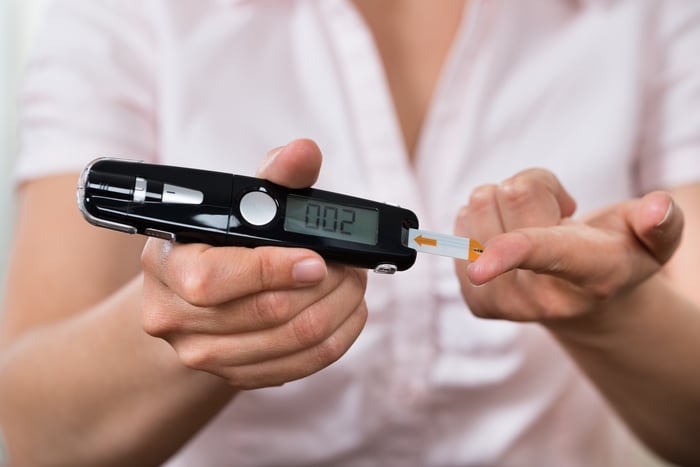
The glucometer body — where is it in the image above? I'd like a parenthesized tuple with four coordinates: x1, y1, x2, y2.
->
(78, 158, 419, 273)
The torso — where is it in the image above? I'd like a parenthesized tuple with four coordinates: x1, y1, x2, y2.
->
(351, 0, 468, 161)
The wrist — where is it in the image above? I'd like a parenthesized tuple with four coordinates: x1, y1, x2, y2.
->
(542, 275, 664, 348)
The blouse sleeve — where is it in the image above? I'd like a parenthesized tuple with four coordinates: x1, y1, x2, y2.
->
(636, 2, 700, 193)
(13, 0, 158, 184)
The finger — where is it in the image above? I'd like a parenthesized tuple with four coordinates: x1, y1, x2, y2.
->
(217, 300, 368, 389)
(217, 266, 368, 335)
(256, 139, 323, 188)
(630, 191, 684, 265)
(465, 225, 626, 290)
(496, 168, 577, 231)
(143, 263, 364, 337)
(173, 267, 367, 367)
(142, 240, 327, 307)
(455, 184, 505, 241)
(171, 299, 368, 389)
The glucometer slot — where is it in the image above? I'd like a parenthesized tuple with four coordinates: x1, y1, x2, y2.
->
(401, 218, 415, 247)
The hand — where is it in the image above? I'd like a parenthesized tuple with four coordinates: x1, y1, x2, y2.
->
(140, 140, 368, 389)
(454, 169, 684, 322)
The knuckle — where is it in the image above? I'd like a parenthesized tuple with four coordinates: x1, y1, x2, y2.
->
(292, 309, 330, 347)
(529, 168, 559, 189)
(469, 184, 497, 209)
(350, 268, 369, 292)
(140, 239, 159, 272)
(498, 175, 537, 206)
(253, 290, 292, 327)
(177, 342, 214, 371)
(140, 249, 152, 271)
(141, 304, 176, 338)
(254, 249, 280, 291)
(338, 267, 368, 300)
(313, 335, 346, 368)
(178, 263, 214, 306)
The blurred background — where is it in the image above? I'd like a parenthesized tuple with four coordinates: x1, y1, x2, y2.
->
(0, 0, 48, 294)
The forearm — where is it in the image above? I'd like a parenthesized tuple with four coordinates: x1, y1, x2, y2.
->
(0, 278, 236, 466)
(547, 275, 700, 465)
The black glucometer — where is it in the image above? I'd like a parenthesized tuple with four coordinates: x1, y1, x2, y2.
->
(77, 158, 419, 273)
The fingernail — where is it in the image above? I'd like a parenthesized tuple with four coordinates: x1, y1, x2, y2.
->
(655, 200, 674, 228)
(293, 258, 327, 283)
(257, 146, 284, 178)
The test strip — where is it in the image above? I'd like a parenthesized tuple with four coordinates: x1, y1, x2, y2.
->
(407, 228, 484, 261)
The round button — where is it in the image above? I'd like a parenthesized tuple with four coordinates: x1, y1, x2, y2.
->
(239, 190, 278, 226)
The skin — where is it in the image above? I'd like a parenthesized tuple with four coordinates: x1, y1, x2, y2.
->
(1, 1, 699, 465)
(0, 140, 368, 466)
(352, 0, 467, 157)
(140, 141, 368, 390)
(455, 172, 700, 464)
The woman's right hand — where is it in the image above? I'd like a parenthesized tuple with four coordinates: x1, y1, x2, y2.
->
(140, 140, 369, 389)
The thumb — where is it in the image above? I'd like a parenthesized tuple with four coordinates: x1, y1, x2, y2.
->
(631, 191, 684, 265)
(256, 139, 323, 189)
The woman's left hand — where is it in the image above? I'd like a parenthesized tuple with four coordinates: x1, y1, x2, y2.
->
(455, 168, 684, 322)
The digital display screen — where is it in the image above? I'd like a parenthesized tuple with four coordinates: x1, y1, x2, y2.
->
(284, 195, 379, 246)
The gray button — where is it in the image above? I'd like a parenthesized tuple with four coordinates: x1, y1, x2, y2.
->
(240, 190, 277, 226)
(145, 228, 175, 241)
(134, 177, 147, 203)
(162, 183, 204, 205)
(373, 264, 397, 274)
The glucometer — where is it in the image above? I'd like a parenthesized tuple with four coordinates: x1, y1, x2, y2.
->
(77, 158, 483, 273)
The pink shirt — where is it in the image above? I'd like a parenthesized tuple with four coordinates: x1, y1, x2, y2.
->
(16, 0, 700, 465)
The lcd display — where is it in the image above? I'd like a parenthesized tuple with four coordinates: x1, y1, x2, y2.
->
(284, 195, 379, 246)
